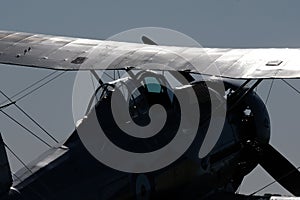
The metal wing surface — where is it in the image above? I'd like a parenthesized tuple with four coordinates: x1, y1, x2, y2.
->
(1, 31, 300, 79)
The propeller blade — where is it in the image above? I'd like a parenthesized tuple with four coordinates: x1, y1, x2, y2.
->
(141, 36, 158, 45)
(259, 143, 300, 196)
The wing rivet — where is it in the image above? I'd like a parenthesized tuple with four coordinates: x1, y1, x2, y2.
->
(16, 54, 21, 58)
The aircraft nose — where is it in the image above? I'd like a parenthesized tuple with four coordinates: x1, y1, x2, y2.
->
(242, 92, 271, 144)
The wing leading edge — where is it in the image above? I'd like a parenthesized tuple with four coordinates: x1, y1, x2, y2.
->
(1, 30, 300, 79)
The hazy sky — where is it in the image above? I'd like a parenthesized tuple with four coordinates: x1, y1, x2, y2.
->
(1, 0, 300, 196)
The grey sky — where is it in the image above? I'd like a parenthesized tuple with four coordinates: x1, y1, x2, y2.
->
(1, 0, 300, 196)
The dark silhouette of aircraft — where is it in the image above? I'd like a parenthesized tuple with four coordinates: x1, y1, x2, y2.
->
(0, 31, 300, 200)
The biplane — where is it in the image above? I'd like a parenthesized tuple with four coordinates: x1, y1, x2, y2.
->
(0, 30, 300, 200)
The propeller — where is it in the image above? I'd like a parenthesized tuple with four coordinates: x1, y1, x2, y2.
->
(141, 34, 300, 195)
(246, 140, 300, 196)
(260, 144, 300, 196)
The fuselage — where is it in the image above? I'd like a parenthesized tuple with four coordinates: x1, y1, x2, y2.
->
(9, 73, 271, 200)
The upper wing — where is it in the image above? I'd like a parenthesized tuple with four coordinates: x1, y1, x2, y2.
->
(1, 30, 300, 79)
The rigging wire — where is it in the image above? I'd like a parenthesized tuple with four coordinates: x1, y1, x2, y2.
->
(0, 70, 66, 148)
(249, 79, 300, 195)
(0, 71, 58, 106)
(282, 79, 300, 95)
(14, 71, 66, 103)
(265, 79, 275, 105)
(0, 90, 59, 143)
(0, 110, 52, 148)
(3, 140, 32, 174)
(2, 137, 44, 196)
(251, 79, 300, 195)
(11, 170, 44, 198)
(0, 101, 16, 109)
(0, 71, 66, 147)
(0, 70, 68, 195)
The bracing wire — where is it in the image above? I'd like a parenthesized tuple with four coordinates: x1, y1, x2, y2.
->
(265, 79, 275, 105)
(0, 90, 59, 143)
(282, 79, 300, 95)
(0, 71, 58, 106)
(2, 139, 45, 195)
(250, 79, 300, 195)
(0, 101, 15, 109)
(14, 71, 66, 103)
(0, 70, 69, 195)
(0, 110, 52, 148)
(3, 140, 32, 174)
(0, 71, 66, 147)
